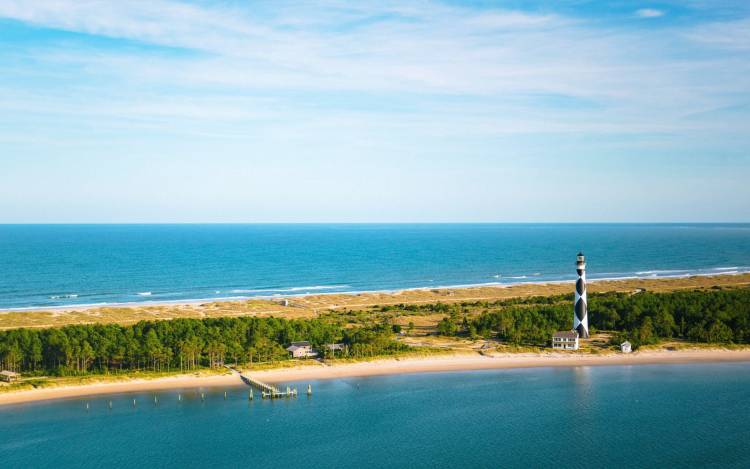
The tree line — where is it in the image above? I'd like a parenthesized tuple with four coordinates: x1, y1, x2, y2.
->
(0, 316, 409, 375)
(436, 287, 750, 348)
(3, 287, 748, 375)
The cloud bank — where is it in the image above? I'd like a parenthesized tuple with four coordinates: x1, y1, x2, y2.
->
(0, 0, 748, 222)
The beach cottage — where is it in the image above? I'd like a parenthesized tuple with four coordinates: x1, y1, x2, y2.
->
(552, 331, 579, 350)
(0, 370, 19, 382)
(620, 341, 632, 353)
(286, 341, 318, 358)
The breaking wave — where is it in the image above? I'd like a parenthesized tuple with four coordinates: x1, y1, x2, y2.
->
(229, 285, 350, 294)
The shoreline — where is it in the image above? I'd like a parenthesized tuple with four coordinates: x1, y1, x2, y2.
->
(255, 349, 750, 382)
(2, 270, 750, 315)
(0, 374, 241, 407)
(3, 349, 749, 407)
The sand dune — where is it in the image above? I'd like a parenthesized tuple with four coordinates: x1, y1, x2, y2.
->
(2, 273, 749, 330)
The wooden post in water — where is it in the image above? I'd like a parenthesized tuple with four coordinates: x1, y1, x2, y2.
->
(249, 389, 253, 400)
(178, 394, 182, 401)
(224, 391, 227, 400)
(307, 384, 312, 396)
(201, 392, 205, 402)
(154, 395, 158, 405)
(133, 399, 136, 408)
(86, 402, 90, 411)
(108, 400, 112, 410)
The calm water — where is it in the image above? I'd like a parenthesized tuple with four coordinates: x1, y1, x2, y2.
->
(1, 363, 749, 468)
(1, 223, 749, 309)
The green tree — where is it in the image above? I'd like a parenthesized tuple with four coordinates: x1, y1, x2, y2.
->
(706, 321, 733, 343)
(437, 317, 458, 336)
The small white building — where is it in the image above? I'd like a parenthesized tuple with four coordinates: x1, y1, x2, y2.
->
(620, 341, 632, 353)
(552, 330, 580, 350)
(286, 341, 318, 358)
(325, 343, 345, 352)
(0, 370, 19, 382)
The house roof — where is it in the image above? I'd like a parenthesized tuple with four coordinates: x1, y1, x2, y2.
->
(290, 341, 311, 347)
(1, 370, 19, 377)
(621, 341, 632, 347)
(553, 330, 579, 339)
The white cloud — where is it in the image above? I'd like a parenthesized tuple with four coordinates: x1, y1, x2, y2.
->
(635, 8, 665, 18)
(0, 0, 747, 140)
(0, 1, 749, 221)
(687, 18, 750, 50)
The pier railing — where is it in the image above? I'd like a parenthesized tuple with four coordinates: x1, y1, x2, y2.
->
(239, 372, 298, 399)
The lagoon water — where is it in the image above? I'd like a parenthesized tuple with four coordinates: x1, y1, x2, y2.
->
(1, 223, 750, 310)
(1, 363, 749, 468)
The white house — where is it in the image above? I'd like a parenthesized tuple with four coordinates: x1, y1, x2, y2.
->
(286, 341, 318, 358)
(620, 341, 632, 353)
(552, 330, 579, 350)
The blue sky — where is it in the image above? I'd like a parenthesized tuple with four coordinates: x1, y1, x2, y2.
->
(0, 0, 748, 222)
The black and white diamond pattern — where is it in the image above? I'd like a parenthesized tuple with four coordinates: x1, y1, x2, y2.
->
(574, 256, 589, 339)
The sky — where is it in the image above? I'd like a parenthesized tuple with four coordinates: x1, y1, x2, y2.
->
(0, 0, 748, 223)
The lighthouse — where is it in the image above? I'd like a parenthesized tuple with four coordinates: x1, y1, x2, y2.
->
(573, 252, 589, 339)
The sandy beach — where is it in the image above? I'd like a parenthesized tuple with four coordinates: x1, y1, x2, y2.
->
(254, 349, 750, 382)
(3, 349, 749, 406)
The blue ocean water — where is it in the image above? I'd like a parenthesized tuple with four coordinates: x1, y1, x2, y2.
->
(1, 363, 749, 468)
(1, 223, 749, 310)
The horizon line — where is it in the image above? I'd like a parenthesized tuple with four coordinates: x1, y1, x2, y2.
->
(1, 221, 749, 226)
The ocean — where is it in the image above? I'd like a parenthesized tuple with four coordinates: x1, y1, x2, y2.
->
(1, 363, 749, 468)
(1, 223, 749, 310)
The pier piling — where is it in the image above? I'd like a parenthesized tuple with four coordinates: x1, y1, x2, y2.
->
(240, 372, 297, 399)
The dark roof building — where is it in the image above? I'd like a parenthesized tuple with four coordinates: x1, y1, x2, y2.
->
(286, 341, 317, 358)
(552, 330, 580, 350)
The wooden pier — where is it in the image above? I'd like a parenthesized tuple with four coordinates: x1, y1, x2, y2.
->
(240, 372, 297, 399)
